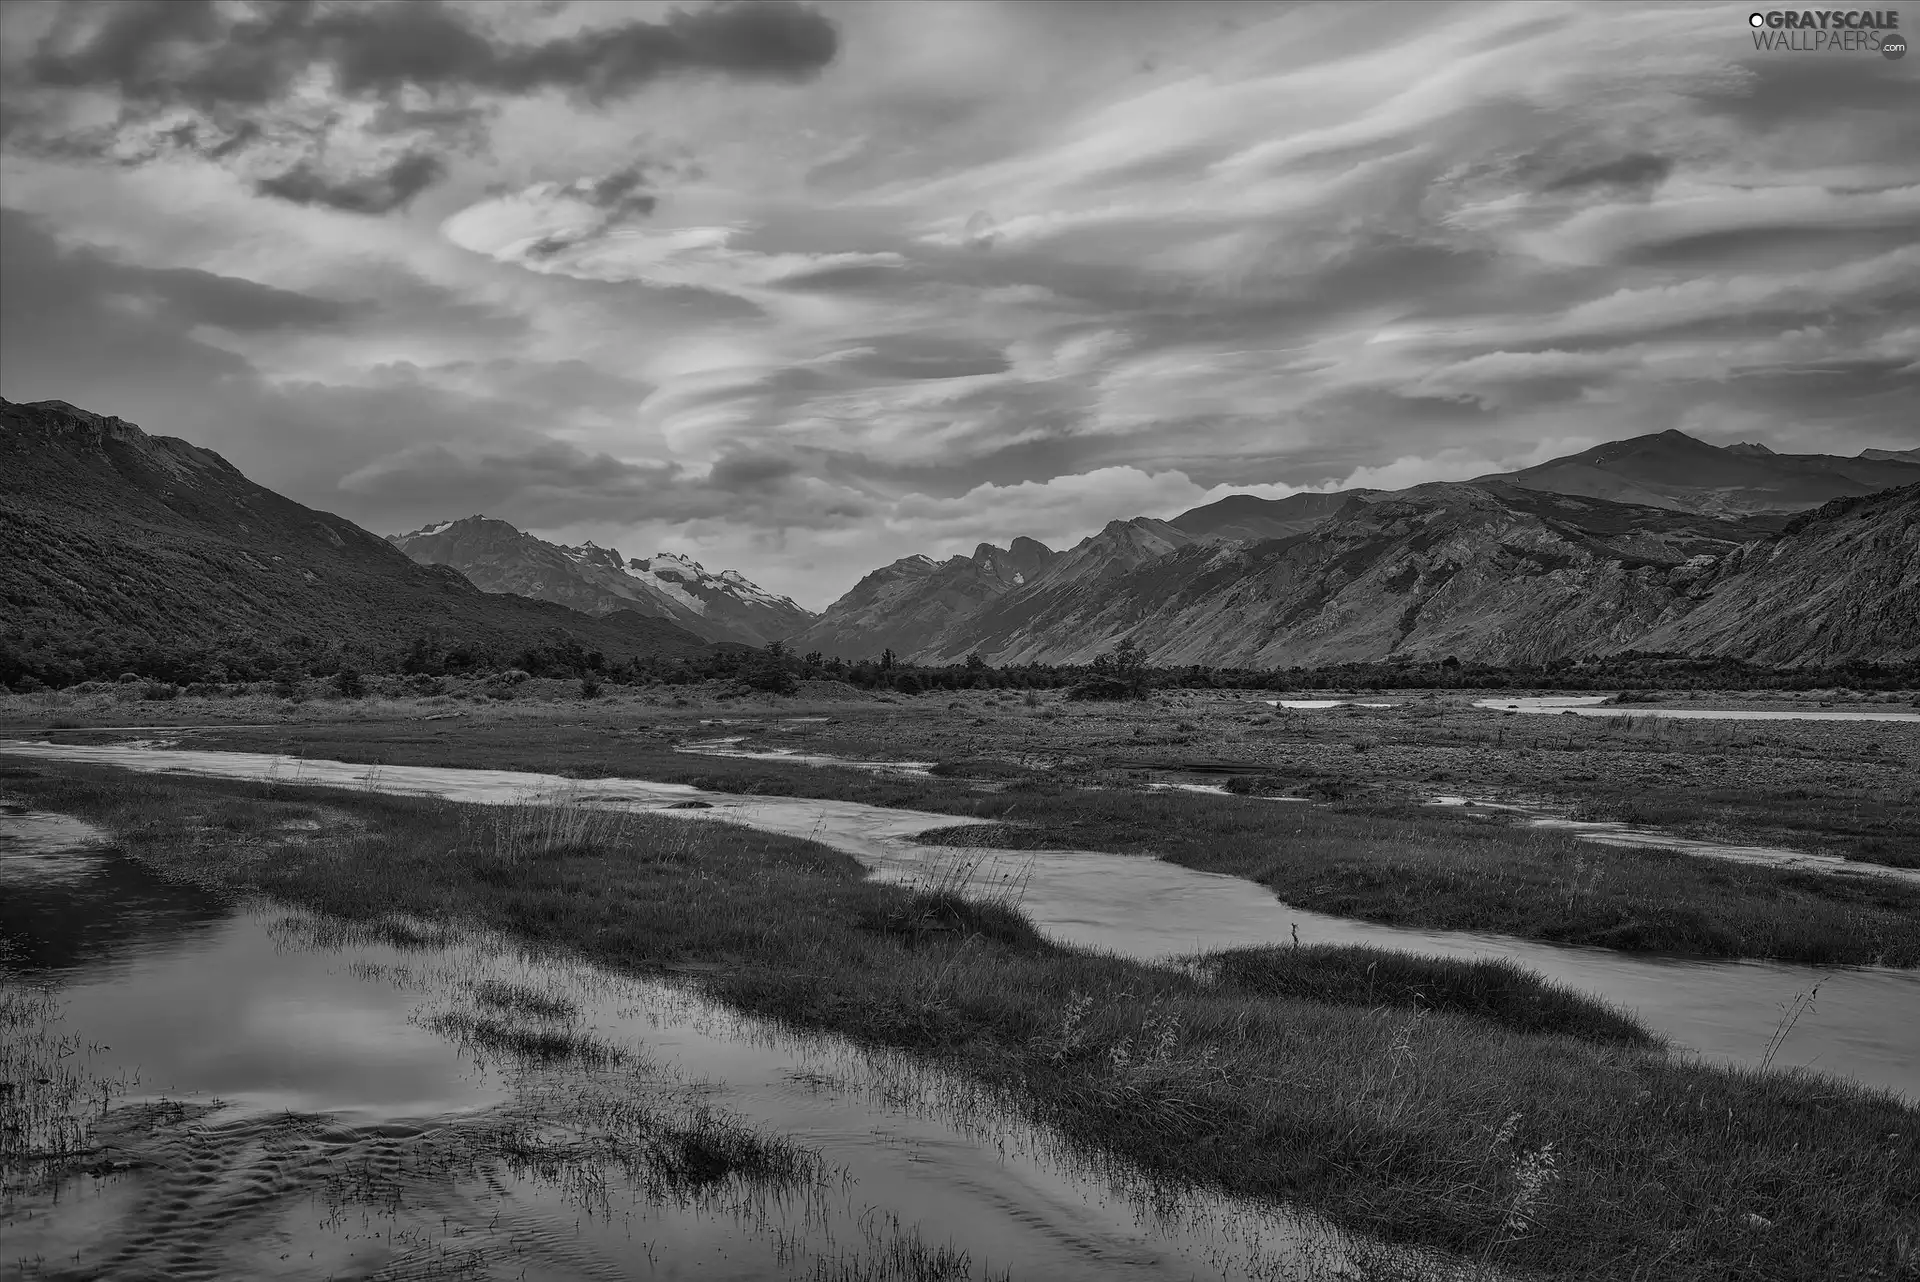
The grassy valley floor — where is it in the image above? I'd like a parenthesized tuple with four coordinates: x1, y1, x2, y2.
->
(6, 684, 1914, 967)
(2, 761, 1916, 1282)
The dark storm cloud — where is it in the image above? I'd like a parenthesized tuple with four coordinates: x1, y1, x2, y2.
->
(12, 0, 838, 210)
(581, 163, 659, 217)
(26, 0, 839, 108)
(707, 452, 801, 490)
(254, 151, 446, 214)
(1540, 153, 1672, 194)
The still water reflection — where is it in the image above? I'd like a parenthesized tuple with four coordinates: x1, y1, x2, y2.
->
(3, 809, 1386, 1282)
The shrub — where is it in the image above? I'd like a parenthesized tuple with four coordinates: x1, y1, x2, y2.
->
(140, 682, 179, 702)
(580, 675, 604, 699)
(1064, 677, 1134, 701)
(270, 665, 305, 700)
(11, 675, 46, 693)
(331, 666, 366, 699)
(740, 665, 798, 695)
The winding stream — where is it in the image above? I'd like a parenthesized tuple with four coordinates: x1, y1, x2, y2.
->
(3, 740, 1915, 1102)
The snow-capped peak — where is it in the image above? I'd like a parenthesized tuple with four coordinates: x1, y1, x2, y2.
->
(635, 550, 707, 574)
(611, 552, 800, 617)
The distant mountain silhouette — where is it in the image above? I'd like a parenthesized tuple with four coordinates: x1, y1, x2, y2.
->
(1170, 489, 1381, 542)
(1480, 429, 1920, 515)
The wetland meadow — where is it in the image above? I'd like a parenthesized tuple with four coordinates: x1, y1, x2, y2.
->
(3, 680, 1916, 1281)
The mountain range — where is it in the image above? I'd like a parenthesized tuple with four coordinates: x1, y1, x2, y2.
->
(794, 431, 1920, 666)
(0, 398, 714, 679)
(387, 516, 811, 647)
(5, 399, 1916, 679)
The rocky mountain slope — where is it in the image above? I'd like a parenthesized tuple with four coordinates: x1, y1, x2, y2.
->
(910, 484, 1798, 667)
(799, 429, 1917, 667)
(1482, 430, 1920, 516)
(785, 537, 1055, 661)
(0, 399, 712, 676)
(1632, 485, 1920, 663)
(388, 517, 810, 647)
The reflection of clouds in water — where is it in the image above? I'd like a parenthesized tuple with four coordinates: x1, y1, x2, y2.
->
(0, 812, 110, 887)
(12, 893, 1362, 1282)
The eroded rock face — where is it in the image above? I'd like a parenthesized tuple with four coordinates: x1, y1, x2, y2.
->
(1633, 486, 1920, 664)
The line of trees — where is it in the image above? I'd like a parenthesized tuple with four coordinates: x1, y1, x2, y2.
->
(739, 644, 1919, 697)
(5, 621, 1916, 696)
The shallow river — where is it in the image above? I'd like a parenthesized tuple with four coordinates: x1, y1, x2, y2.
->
(3, 810, 1384, 1281)
(1471, 695, 1920, 722)
(3, 740, 1915, 1104)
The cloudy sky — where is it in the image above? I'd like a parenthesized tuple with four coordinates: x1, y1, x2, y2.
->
(2, 1, 1915, 608)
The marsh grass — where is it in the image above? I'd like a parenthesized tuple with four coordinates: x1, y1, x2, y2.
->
(159, 717, 1920, 963)
(1201, 946, 1652, 1046)
(424, 1009, 626, 1068)
(11, 764, 1918, 1280)
(471, 977, 578, 1021)
(804, 1210, 1008, 1281)
(0, 982, 140, 1193)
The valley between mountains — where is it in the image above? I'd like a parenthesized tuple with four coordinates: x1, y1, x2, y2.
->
(8, 396, 1916, 677)
(383, 417, 1919, 670)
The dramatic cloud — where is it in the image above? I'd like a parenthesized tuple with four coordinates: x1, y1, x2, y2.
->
(3, 0, 1916, 609)
(254, 151, 447, 213)
(4, 0, 838, 210)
